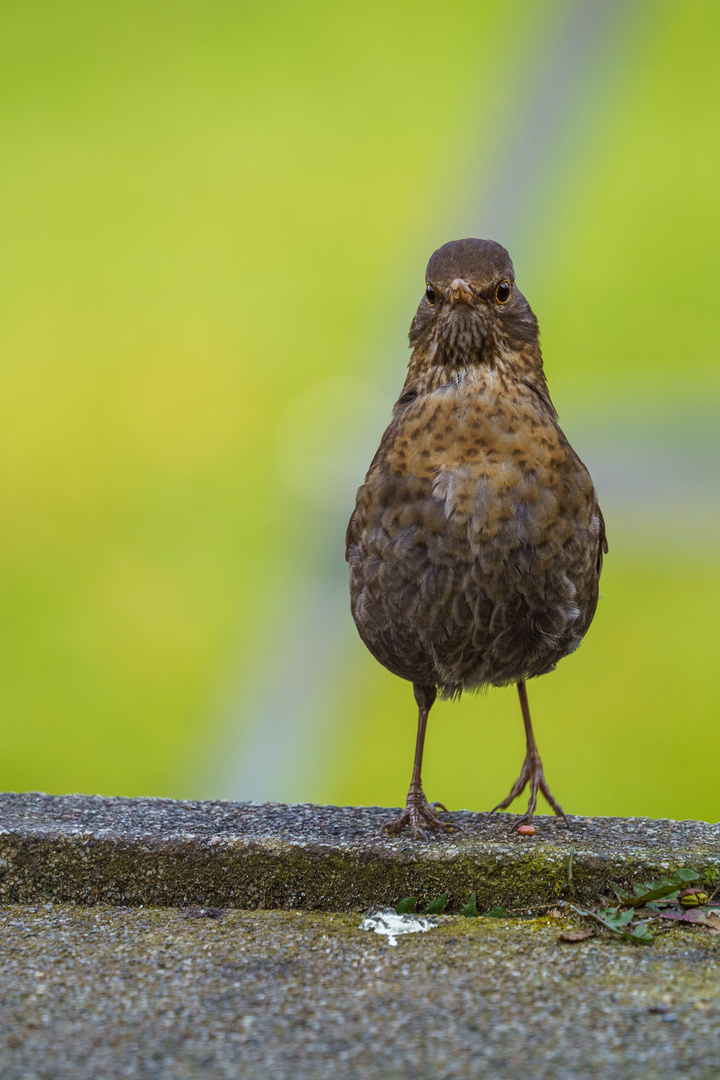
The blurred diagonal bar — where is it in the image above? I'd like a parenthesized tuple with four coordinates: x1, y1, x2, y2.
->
(213, 566, 354, 802)
(467, 0, 633, 255)
(216, 0, 637, 803)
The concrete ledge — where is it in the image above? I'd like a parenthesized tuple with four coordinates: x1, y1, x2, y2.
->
(2, 905, 719, 1080)
(1, 793, 717, 911)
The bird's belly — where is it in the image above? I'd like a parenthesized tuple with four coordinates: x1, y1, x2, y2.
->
(349, 459, 601, 693)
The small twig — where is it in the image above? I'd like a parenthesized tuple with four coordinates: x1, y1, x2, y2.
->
(507, 902, 565, 914)
(558, 901, 652, 943)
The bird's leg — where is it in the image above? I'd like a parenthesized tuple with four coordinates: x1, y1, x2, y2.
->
(383, 684, 459, 839)
(491, 680, 569, 830)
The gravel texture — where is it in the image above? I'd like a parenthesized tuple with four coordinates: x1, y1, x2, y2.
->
(1, 796, 719, 1078)
(0, 904, 718, 1080)
(0, 794, 718, 912)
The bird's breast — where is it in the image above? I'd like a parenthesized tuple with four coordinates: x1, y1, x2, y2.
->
(377, 379, 591, 548)
(347, 373, 604, 690)
(389, 379, 550, 470)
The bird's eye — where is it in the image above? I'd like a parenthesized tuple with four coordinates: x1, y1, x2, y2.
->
(495, 280, 511, 304)
(425, 283, 436, 306)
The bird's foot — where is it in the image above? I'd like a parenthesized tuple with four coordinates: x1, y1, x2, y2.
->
(490, 749, 569, 832)
(383, 790, 461, 840)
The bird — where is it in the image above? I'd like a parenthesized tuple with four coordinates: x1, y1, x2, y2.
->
(346, 238, 606, 837)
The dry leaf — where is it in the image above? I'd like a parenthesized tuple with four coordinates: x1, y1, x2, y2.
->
(702, 912, 720, 935)
(656, 907, 706, 924)
(558, 929, 595, 943)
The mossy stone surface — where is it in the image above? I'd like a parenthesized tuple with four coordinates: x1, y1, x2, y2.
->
(1, 903, 719, 1079)
(0, 793, 718, 912)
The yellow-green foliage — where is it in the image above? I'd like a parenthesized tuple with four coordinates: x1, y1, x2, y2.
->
(0, 1, 718, 820)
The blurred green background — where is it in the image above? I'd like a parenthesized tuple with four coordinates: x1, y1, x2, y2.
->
(0, 0, 718, 821)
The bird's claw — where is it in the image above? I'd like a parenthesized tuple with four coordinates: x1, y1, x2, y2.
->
(491, 751, 570, 832)
(383, 793, 462, 839)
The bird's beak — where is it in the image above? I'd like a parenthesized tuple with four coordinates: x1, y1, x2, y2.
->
(448, 278, 475, 306)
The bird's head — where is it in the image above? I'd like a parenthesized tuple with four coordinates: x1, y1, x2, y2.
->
(408, 239, 540, 372)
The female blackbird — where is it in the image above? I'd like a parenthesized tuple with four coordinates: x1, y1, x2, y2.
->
(346, 238, 606, 837)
